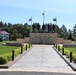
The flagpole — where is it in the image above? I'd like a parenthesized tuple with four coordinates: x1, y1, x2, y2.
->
(53, 16, 57, 33)
(31, 16, 32, 26)
(56, 16, 57, 33)
(43, 10, 45, 25)
(56, 17, 57, 25)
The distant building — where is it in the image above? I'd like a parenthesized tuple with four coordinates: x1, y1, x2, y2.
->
(0, 31, 9, 40)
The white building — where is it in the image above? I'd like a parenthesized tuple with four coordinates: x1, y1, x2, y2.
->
(0, 31, 9, 40)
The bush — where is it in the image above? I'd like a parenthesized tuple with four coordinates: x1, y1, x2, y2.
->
(73, 56, 76, 63)
(64, 49, 70, 58)
(0, 38, 3, 42)
(6, 54, 12, 61)
(0, 45, 28, 64)
(0, 56, 8, 64)
(14, 50, 20, 57)
(54, 44, 58, 49)
(23, 46, 26, 51)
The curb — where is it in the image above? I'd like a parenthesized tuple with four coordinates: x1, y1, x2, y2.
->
(0, 46, 33, 69)
(53, 46, 76, 71)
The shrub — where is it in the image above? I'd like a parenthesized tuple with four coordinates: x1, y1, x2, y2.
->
(23, 46, 26, 51)
(14, 48, 21, 57)
(0, 45, 28, 64)
(0, 48, 21, 64)
(54, 44, 58, 49)
(0, 56, 8, 64)
(64, 49, 70, 58)
(6, 54, 12, 61)
(0, 38, 3, 42)
(72, 53, 76, 63)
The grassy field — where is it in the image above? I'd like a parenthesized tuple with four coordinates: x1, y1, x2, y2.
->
(0, 41, 30, 64)
(65, 48, 76, 54)
(55, 44, 76, 63)
(0, 41, 20, 55)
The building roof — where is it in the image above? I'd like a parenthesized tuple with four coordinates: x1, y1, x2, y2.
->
(0, 31, 9, 34)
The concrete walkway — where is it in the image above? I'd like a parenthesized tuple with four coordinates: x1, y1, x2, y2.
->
(9, 45, 72, 71)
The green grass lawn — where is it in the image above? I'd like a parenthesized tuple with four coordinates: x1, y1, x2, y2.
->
(65, 48, 76, 54)
(55, 44, 76, 63)
(0, 41, 20, 55)
(0, 41, 29, 64)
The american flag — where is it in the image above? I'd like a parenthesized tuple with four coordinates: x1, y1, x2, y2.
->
(29, 18, 32, 21)
(53, 17, 57, 21)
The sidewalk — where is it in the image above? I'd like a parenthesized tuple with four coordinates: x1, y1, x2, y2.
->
(9, 45, 72, 71)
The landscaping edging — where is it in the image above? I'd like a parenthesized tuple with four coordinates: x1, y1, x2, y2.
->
(6, 42, 25, 46)
(0, 46, 33, 69)
(53, 46, 76, 71)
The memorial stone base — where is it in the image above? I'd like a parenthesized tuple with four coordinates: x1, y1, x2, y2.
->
(29, 33, 58, 44)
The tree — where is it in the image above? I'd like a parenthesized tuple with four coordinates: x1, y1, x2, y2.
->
(56, 25, 59, 33)
(52, 24, 55, 33)
(60, 25, 67, 39)
(42, 24, 46, 32)
(37, 23, 40, 32)
(8, 23, 12, 27)
(49, 23, 53, 33)
(47, 24, 51, 33)
(67, 29, 73, 40)
(32, 24, 36, 32)
(4, 23, 7, 27)
(73, 24, 76, 37)
(0, 21, 4, 27)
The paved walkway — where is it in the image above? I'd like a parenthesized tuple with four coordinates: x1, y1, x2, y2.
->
(9, 45, 72, 71)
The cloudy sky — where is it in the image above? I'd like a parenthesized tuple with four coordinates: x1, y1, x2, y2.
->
(0, 0, 76, 29)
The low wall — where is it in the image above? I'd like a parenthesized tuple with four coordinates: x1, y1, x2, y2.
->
(63, 40, 72, 44)
(16, 39, 24, 43)
(57, 38, 72, 44)
(63, 43, 76, 47)
(57, 38, 64, 44)
(6, 42, 23, 46)
(16, 38, 29, 43)
(29, 33, 58, 44)
(24, 37, 29, 43)
(16, 33, 72, 44)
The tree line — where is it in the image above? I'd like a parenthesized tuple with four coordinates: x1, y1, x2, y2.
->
(32, 23, 59, 33)
(0, 21, 76, 41)
(0, 21, 31, 40)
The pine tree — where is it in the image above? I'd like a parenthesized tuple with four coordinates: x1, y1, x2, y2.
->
(73, 24, 76, 37)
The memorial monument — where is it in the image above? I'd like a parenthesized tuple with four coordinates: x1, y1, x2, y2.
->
(29, 23, 59, 44)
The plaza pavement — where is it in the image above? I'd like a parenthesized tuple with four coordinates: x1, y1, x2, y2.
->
(0, 45, 76, 75)
(9, 45, 72, 71)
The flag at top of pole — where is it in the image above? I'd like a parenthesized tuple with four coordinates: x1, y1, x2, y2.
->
(29, 16, 32, 25)
(29, 17, 32, 21)
(53, 17, 57, 21)
(53, 17, 57, 25)
(42, 10, 45, 15)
